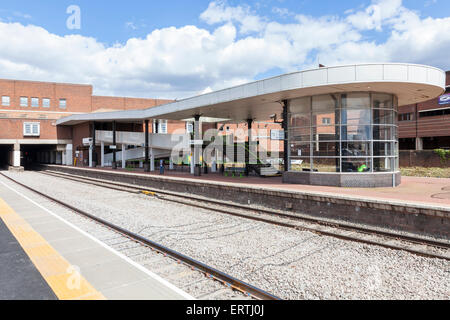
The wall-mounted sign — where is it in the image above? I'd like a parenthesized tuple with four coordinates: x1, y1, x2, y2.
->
(110, 145, 117, 150)
(270, 130, 285, 140)
(82, 137, 93, 146)
(190, 140, 204, 145)
(439, 94, 450, 105)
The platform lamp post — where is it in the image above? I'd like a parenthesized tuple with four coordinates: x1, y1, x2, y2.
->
(112, 120, 117, 169)
(144, 120, 150, 172)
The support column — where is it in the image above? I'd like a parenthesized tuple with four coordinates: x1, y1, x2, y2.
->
(150, 148, 155, 171)
(144, 120, 150, 172)
(246, 119, 253, 176)
(66, 144, 73, 166)
(112, 121, 117, 169)
(13, 143, 21, 167)
(415, 137, 423, 151)
(50, 151, 56, 164)
(101, 141, 105, 167)
(282, 100, 289, 172)
(89, 146, 93, 167)
(194, 115, 201, 176)
(169, 157, 174, 170)
(122, 144, 127, 169)
(91, 122, 97, 167)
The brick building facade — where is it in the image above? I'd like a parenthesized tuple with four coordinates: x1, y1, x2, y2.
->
(398, 71, 450, 150)
(0, 78, 283, 168)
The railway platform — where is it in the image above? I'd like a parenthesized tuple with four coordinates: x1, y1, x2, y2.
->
(42, 165, 450, 240)
(0, 177, 193, 300)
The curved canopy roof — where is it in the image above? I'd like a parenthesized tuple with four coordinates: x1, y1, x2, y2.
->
(57, 63, 446, 125)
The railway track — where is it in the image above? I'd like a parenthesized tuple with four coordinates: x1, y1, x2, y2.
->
(0, 171, 280, 300)
(34, 169, 450, 261)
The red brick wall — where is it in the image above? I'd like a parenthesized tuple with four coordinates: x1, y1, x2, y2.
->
(0, 119, 71, 140)
(92, 96, 173, 112)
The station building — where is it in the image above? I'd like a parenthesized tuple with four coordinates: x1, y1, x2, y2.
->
(1, 63, 446, 187)
(398, 71, 450, 150)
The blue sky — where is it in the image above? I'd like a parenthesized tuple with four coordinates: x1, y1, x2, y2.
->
(0, 0, 448, 98)
(3, 0, 447, 44)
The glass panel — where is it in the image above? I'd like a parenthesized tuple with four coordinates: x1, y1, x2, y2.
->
(289, 127, 310, 142)
(341, 109, 371, 125)
(373, 125, 394, 141)
(312, 141, 339, 157)
(373, 93, 393, 109)
(290, 113, 311, 127)
(342, 125, 371, 140)
(290, 158, 311, 172)
(312, 94, 339, 113)
(373, 142, 394, 156)
(312, 112, 338, 126)
(342, 158, 371, 173)
(373, 109, 393, 125)
(341, 142, 370, 157)
(312, 126, 339, 141)
(312, 158, 340, 172)
(289, 97, 310, 114)
(373, 157, 395, 172)
(290, 142, 311, 157)
(341, 93, 370, 109)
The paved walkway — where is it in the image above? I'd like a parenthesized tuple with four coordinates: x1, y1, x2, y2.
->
(0, 176, 193, 300)
(73, 166, 450, 208)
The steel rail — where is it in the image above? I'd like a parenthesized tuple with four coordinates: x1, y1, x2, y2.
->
(38, 169, 450, 257)
(0, 172, 281, 300)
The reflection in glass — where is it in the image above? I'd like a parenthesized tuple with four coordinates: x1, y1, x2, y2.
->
(290, 158, 311, 172)
(312, 126, 340, 141)
(374, 157, 395, 172)
(312, 94, 339, 112)
(288, 92, 398, 174)
(341, 93, 370, 109)
(289, 97, 310, 114)
(373, 125, 394, 141)
(373, 93, 393, 109)
(290, 113, 311, 127)
(342, 158, 371, 173)
(373, 109, 393, 125)
(312, 158, 340, 172)
(342, 125, 371, 141)
(312, 141, 339, 157)
(341, 109, 371, 126)
(373, 142, 394, 156)
(341, 142, 370, 157)
(290, 142, 311, 157)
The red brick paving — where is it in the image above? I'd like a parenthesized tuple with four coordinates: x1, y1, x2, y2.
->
(74, 166, 450, 208)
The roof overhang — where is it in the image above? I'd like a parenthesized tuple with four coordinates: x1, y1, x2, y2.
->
(57, 63, 446, 126)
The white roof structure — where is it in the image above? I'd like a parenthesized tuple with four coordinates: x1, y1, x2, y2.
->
(56, 63, 446, 126)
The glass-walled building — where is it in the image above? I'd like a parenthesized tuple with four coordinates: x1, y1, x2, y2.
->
(285, 92, 399, 187)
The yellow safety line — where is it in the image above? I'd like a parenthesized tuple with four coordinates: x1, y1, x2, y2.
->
(0, 198, 105, 300)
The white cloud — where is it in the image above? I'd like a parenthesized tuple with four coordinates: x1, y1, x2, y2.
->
(0, 0, 448, 100)
(200, 0, 266, 34)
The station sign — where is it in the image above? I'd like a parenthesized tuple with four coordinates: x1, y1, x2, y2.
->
(270, 130, 285, 140)
(438, 94, 450, 105)
(109, 145, 117, 150)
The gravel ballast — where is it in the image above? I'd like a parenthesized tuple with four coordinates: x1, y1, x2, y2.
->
(3, 171, 449, 300)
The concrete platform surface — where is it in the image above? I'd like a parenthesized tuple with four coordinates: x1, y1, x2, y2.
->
(0, 177, 193, 300)
(56, 165, 450, 209)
